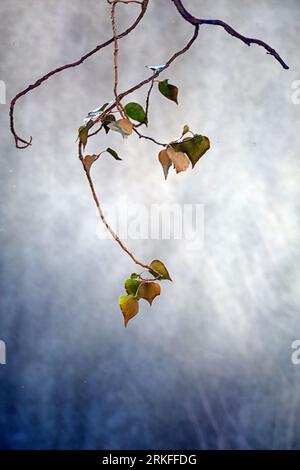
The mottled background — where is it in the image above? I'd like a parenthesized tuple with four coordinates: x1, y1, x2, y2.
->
(0, 0, 299, 450)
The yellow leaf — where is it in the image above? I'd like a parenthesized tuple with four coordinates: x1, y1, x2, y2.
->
(138, 282, 161, 305)
(158, 149, 172, 180)
(149, 260, 172, 281)
(166, 147, 190, 174)
(119, 294, 139, 327)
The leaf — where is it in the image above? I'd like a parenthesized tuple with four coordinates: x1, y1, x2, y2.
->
(108, 118, 133, 138)
(125, 102, 147, 124)
(149, 260, 172, 281)
(119, 294, 139, 327)
(83, 154, 98, 173)
(138, 282, 161, 305)
(158, 149, 172, 180)
(182, 124, 190, 136)
(158, 79, 178, 104)
(171, 134, 210, 168)
(103, 114, 116, 134)
(78, 126, 89, 149)
(166, 147, 190, 174)
(125, 278, 141, 297)
(106, 148, 122, 161)
(82, 102, 111, 128)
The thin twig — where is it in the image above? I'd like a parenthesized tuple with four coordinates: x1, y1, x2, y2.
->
(171, 0, 289, 69)
(78, 141, 151, 270)
(134, 129, 166, 147)
(111, 0, 126, 118)
(9, 0, 149, 148)
(135, 78, 155, 128)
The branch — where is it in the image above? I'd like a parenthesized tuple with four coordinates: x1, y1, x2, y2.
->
(111, 0, 127, 118)
(95, 25, 199, 130)
(134, 129, 166, 147)
(78, 141, 151, 270)
(9, 0, 149, 148)
(171, 0, 289, 70)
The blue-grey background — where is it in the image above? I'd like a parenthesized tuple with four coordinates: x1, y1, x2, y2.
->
(0, 0, 299, 449)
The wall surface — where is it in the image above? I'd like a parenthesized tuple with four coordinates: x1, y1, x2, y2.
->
(0, 0, 299, 449)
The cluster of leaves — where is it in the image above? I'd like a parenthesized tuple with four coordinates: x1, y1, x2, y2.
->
(159, 128, 210, 180)
(77, 77, 210, 326)
(119, 260, 172, 327)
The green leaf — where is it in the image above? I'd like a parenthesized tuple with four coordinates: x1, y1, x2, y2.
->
(158, 79, 178, 104)
(78, 126, 89, 149)
(106, 148, 122, 161)
(171, 134, 210, 168)
(138, 282, 161, 305)
(149, 259, 172, 281)
(130, 273, 139, 279)
(125, 102, 147, 124)
(125, 278, 141, 297)
(119, 294, 139, 327)
(158, 149, 172, 180)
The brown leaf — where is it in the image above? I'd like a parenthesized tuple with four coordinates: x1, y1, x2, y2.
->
(158, 149, 172, 180)
(83, 154, 98, 173)
(138, 282, 161, 305)
(166, 147, 190, 174)
(119, 294, 139, 327)
(109, 118, 133, 138)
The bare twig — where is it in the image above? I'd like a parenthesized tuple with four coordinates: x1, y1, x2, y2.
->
(111, 0, 127, 118)
(9, 0, 149, 148)
(135, 78, 155, 128)
(134, 129, 166, 147)
(78, 141, 151, 270)
(171, 0, 289, 69)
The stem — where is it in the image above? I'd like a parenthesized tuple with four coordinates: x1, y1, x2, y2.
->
(78, 142, 151, 270)
(134, 129, 166, 147)
(111, 0, 126, 118)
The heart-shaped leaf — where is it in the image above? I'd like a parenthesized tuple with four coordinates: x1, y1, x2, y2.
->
(171, 134, 210, 168)
(149, 259, 172, 281)
(158, 149, 172, 180)
(106, 148, 122, 161)
(138, 282, 161, 305)
(158, 79, 178, 104)
(119, 294, 139, 327)
(125, 102, 147, 124)
(166, 147, 190, 174)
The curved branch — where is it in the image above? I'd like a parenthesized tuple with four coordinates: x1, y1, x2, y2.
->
(78, 142, 151, 270)
(9, 0, 149, 148)
(171, 0, 289, 70)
